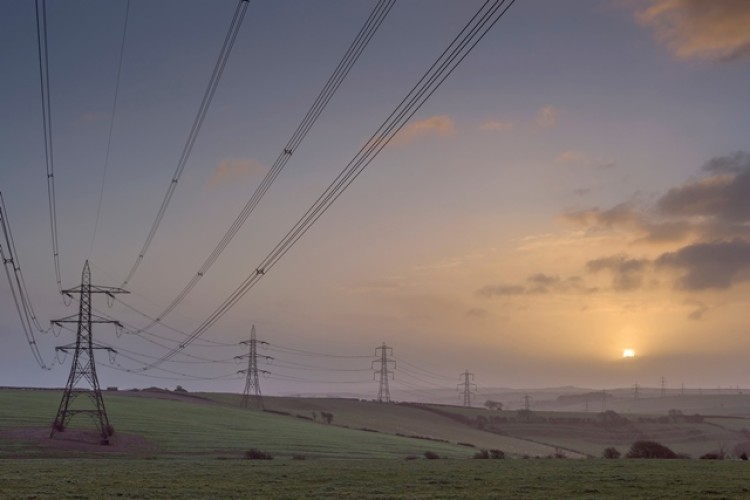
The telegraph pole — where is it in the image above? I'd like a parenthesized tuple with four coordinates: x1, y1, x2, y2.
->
(661, 376, 666, 398)
(236, 325, 270, 409)
(50, 261, 128, 444)
(458, 370, 477, 407)
(372, 342, 395, 403)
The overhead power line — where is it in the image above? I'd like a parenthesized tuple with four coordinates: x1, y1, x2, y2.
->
(0, 192, 50, 369)
(145, 0, 518, 369)
(134, 0, 396, 330)
(89, 0, 131, 259)
(35, 0, 62, 293)
(120, 0, 251, 288)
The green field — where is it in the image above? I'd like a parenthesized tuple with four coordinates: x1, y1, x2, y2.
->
(2, 458, 749, 499)
(3, 389, 749, 461)
(0, 390, 473, 459)
(4, 388, 750, 498)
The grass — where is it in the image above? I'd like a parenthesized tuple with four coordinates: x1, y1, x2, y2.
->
(1, 458, 749, 499)
(0, 389, 473, 459)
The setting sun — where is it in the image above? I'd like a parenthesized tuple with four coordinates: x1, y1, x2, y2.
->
(622, 349, 635, 358)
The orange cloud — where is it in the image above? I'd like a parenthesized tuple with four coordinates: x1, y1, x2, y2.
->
(479, 120, 514, 133)
(391, 115, 455, 146)
(208, 158, 267, 187)
(535, 106, 559, 128)
(638, 0, 750, 61)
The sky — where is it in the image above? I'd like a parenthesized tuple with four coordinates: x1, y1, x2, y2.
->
(1, 0, 750, 401)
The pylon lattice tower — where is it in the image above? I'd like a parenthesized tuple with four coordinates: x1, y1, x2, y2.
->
(236, 325, 270, 409)
(50, 261, 128, 444)
(523, 393, 532, 411)
(458, 370, 477, 407)
(373, 342, 395, 403)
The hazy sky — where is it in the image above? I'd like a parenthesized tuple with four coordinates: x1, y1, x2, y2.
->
(1, 0, 750, 399)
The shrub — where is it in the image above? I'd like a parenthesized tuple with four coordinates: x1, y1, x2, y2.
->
(244, 448, 273, 460)
(423, 451, 441, 460)
(291, 454, 307, 460)
(489, 449, 505, 459)
(473, 449, 490, 459)
(700, 452, 722, 460)
(602, 447, 621, 459)
(625, 440, 677, 459)
(457, 442, 476, 448)
(404, 455, 419, 461)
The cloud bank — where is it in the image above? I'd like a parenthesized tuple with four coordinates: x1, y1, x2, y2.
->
(638, 0, 750, 61)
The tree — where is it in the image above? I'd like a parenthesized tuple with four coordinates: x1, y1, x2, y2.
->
(602, 447, 621, 459)
(484, 400, 503, 411)
(625, 440, 678, 459)
(321, 411, 334, 424)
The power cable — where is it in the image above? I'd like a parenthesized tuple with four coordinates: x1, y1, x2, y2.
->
(89, 0, 131, 259)
(35, 0, 62, 293)
(0, 193, 49, 334)
(394, 357, 455, 381)
(0, 194, 49, 369)
(265, 343, 372, 359)
(146, 0, 517, 368)
(134, 0, 396, 330)
(120, 0, 251, 288)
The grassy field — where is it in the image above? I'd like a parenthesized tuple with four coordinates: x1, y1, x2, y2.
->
(418, 403, 749, 458)
(0, 390, 474, 459)
(200, 394, 570, 457)
(1, 458, 749, 499)
(3, 389, 748, 461)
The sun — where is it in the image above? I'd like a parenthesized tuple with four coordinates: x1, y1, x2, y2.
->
(622, 348, 635, 358)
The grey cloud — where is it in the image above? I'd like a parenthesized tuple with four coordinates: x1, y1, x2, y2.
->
(683, 299, 708, 321)
(563, 203, 640, 229)
(702, 151, 750, 174)
(587, 255, 649, 291)
(564, 151, 750, 245)
(478, 274, 594, 297)
(658, 154, 750, 223)
(656, 239, 750, 290)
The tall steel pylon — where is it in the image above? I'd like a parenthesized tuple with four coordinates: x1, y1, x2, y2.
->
(458, 370, 477, 407)
(50, 261, 128, 444)
(373, 342, 395, 403)
(236, 325, 270, 409)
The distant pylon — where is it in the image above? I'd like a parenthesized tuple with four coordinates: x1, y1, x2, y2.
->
(633, 383, 640, 400)
(458, 370, 477, 407)
(50, 261, 128, 444)
(373, 342, 395, 403)
(660, 376, 666, 398)
(523, 393, 532, 411)
(236, 325, 270, 409)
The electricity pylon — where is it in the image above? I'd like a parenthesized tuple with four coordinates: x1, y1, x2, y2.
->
(50, 261, 128, 444)
(458, 370, 477, 407)
(236, 325, 270, 409)
(523, 393, 533, 411)
(373, 342, 395, 403)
